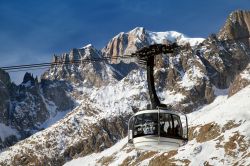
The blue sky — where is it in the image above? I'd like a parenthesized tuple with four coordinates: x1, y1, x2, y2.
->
(0, 0, 249, 83)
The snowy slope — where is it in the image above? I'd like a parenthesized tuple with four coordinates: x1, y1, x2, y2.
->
(146, 29, 204, 47)
(0, 68, 190, 165)
(65, 85, 250, 166)
(0, 123, 19, 141)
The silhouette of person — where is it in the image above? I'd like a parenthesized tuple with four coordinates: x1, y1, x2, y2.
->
(175, 124, 180, 137)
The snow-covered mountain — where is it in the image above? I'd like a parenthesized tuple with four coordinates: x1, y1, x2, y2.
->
(102, 27, 204, 63)
(64, 85, 250, 166)
(0, 10, 250, 166)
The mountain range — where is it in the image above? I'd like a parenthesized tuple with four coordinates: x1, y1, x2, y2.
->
(0, 10, 250, 165)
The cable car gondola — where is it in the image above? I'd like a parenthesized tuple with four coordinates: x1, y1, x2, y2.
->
(128, 109, 188, 151)
(127, 44, 188, 151)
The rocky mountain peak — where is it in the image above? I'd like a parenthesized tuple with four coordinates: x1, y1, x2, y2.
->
(52, 44, 101, 65)
(102, 27, 204, 63)
(22, 72, 37, 85)
(1, 10, 250, 166)
(102, 27, 148, 63)
(218, 10, 250, 47)
(129, 27, 146, 37)
(0, 69, 11, 125)
(43, 44, 120, 87)
(0, 68, 11, 87)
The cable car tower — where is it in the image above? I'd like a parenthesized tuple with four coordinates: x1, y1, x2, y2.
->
(127, 43, 188, 151)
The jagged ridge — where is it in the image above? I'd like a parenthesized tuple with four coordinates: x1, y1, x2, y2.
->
(0, 10, 250, 166)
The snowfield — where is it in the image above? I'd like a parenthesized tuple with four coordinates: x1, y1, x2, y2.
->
(65, 85, 250, 166)
(147, 29, 204, 47)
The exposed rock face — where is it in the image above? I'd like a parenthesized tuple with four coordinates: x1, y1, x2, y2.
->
(0, 69, 11, 88)
(228, 63, 250, 96)
(102, 27, 204, 63)
(63, 85, 250, 166)
(217, 10, 250, 95)
(0, 100, 130, 166)
(41, 79, 74, 112)
(1, 9, 250, 166)
(43, 45, 110, 87)
(43, 44, 137, 87)
(22, 72, 38, 85)
(0, 71, 75, 150)
(100, 14, 250, 112)
(197, 35, 250, 89)
(102, 27, 150, 63)
(11, 83, 48, 132)
(0, 70, 18, 151)
(0, 69, 11, 124)
(102, 28, 214, 112)
(10, 75, 76, 136)
(218, 10, 250, 47)
(0, 82, 10, 124)
(152, 46, 215, 112)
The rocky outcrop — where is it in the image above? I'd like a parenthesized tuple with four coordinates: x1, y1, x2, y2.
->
(64, 85, 250, 166)
(102, 27, 204, 63)
(102, 29, 214, 112)
(228, 64, 250, 96)
(11, 82, 48, 133)
(41, 79, 74, 111)
(1, 9, 250, 165)
(0, 69, 11, 88)
(0, 70, 18, 151)
(99, 14, 250, 112)
(218, 10, 250, 47)
(102, 27, 150, 63)
(22, 72, 38, 85)
(152, 45, 215, 112)
(196, 34, 250, 89)
(43, 44, 136, 87)
(0, 71, 75, 150)
(0, 69, 11, 124)
(0, 99, 130, 166)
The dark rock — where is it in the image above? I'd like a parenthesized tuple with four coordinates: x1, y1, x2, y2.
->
(218, 10, 250, 47)
(228, 64, 250, 97)
(0, 69, 11, 124)
(41, 79, 74, 111)
(0, 68, 11, 87)
(22, 72, 35, 85)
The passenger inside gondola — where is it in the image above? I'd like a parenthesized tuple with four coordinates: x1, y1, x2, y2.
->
(133, 113, 158, 137)
(174, 124, 181, 137)
(160, 114, 173, 137)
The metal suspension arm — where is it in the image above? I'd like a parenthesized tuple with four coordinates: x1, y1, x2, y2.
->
(146, 56, 165, 109)
(135, 43, 179, 109)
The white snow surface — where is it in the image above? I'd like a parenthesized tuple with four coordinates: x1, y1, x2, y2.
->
(147, 29, 204, 47)
(65, 85, 250, 166)
(114, 27, 204, 47)
(160, 90, 186, 105)
(0, 123, 19, 140)
(41, 110, 71, 129)
(240, 64, 250, 81)
(64, 138, 128, 166)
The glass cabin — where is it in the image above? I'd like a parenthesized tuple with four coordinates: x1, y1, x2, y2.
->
(128, 109, 188, 151)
